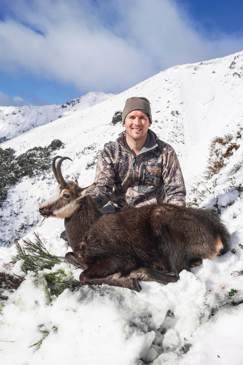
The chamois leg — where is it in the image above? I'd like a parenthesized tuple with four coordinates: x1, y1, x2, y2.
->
(80, 256, 138, 279)
(167, 252, 189, 277)
(79, 273, 142, 291)
(79, 268, 178, 291)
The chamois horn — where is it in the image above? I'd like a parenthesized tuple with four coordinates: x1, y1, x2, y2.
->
(52, 156, 72, 187)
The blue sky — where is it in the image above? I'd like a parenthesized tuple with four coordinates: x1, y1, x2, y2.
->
(0, 0, 243, 106)
(177, 0, 243, 35)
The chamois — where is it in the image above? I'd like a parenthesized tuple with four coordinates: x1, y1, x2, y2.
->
(39, 156, 101, 253)
(39, 156, 230, 291)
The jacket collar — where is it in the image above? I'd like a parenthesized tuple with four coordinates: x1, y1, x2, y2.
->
(117, 129, 158, 155)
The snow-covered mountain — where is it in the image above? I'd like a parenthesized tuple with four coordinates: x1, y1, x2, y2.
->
(0, 91, 113, 142)
(1, 51, 243, 365)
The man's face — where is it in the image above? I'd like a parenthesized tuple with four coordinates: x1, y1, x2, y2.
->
(124, 110, 151, 142)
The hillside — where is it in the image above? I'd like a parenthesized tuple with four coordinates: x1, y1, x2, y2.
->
(0, 51, 243, 365)
(0, 91, 113, 142)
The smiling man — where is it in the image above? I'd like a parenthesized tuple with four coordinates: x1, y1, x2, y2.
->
(89, 97, 186, 212)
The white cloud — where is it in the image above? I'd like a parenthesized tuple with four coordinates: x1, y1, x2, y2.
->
(0, 0, 243, 93)
(13, 95, 24, 104)
(0, 91, 25, 106)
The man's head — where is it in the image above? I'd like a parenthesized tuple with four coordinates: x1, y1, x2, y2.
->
(122, 97, 152, 144)
(122, 97, 152, 124)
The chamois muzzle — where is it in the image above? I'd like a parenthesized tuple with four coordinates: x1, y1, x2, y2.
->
(39, 205, 53, 217)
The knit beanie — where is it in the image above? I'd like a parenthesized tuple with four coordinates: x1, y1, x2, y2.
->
(122, 97, 152, 124)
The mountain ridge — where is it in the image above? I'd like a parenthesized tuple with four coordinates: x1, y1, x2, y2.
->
(0, 91, 113, 142)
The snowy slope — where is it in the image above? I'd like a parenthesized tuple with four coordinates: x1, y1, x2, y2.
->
(1, 51, 243, 365)
(0, 91, 113, 142)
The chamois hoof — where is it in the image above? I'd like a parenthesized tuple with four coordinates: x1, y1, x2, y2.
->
(130, 278, 142, 292)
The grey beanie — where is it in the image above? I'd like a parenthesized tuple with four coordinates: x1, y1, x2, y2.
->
(122, 97, 152, 124)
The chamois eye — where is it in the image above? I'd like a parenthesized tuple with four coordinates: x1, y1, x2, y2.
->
(63, 192, 71, 199)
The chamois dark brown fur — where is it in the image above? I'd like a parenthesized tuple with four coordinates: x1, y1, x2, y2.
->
(39, 156, 230, 291)
(77, 199, 229, 284)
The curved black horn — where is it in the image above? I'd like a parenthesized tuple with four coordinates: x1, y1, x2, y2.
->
(56, 157, 72, 187)
(52, 156, 63, 183)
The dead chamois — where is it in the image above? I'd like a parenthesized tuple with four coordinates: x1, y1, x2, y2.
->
(39, 156, 230, 291)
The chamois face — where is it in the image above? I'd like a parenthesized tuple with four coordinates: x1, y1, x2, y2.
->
(39, 156, 84, 219)
(39, 181, 83, 218)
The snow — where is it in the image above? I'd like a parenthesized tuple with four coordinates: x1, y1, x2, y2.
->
(1, 50, 243, 364)
(178, 305, 243, 365)
(0, 91, 113, 142)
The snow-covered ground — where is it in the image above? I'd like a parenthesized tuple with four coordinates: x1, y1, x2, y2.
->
(0, 91, 113, 142)
(1, 51, 243, 364)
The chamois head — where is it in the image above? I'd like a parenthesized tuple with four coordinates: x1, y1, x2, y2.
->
(39, 156, 83, 219)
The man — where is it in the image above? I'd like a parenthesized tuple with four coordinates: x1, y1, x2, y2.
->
(89, 96, 186, 211)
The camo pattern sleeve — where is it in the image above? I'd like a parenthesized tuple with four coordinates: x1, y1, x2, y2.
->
(88, 142, 117, 208)
(160, 144, 186, 206)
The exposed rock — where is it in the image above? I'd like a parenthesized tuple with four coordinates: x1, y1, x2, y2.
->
(111, 111, 122, 125)
(0, 139, 64, 206)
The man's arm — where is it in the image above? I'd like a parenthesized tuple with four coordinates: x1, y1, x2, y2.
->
(161, 145, 186, 206)
(87, 145, 116, 208)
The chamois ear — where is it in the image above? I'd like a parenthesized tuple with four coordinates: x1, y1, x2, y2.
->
(75, 185, 83, 195)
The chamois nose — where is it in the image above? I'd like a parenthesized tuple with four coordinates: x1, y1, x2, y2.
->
(39, 205, 51, 217)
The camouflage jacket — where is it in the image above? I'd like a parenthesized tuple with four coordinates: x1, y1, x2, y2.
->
(88, 130, 186, 210)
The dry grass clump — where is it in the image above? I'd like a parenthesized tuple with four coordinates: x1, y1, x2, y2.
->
(207, 130, 241, 177)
